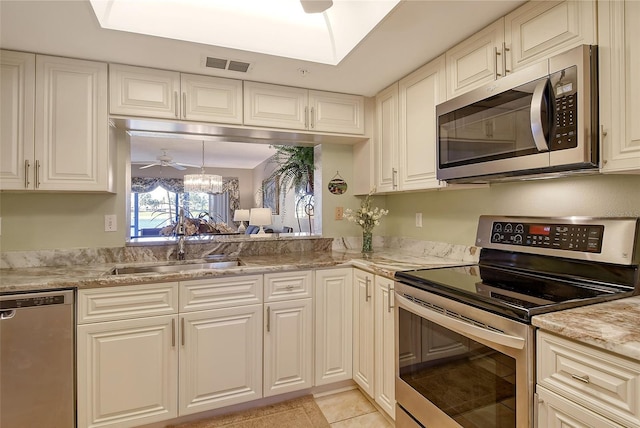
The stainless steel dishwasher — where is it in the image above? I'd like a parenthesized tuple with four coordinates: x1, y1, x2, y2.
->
(1, 289, 75, 428)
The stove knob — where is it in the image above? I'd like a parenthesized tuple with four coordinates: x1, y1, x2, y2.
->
(493, 233, 502, 242)
(514, 234, 523, 244)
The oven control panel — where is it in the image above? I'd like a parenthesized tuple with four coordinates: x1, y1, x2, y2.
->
(490, 221, 604, 253)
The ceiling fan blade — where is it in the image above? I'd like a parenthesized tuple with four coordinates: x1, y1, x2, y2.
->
(139, 163, 159, 170)
(175, 162, 201, 169)
(170, 163, 187, 171)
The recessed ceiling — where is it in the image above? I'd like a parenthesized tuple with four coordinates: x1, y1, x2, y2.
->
(88, 0, 401, 65)
(0, 0, 526, 97)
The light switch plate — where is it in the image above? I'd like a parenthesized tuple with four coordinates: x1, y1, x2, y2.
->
(335, 206, 344, 220)
(415, 213, 423, 227)
(104, 215, 117, 232)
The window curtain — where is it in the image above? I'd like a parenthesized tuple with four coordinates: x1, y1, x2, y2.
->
(131, 177, 240, 224)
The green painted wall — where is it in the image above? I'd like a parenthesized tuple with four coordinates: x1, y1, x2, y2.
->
(384, 174, 640, 246)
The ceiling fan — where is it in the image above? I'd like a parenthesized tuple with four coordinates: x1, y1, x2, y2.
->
(133, 149, 199, 171)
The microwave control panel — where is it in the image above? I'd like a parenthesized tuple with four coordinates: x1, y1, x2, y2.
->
(490, 221, 604, 253)
(550, 65, 578, 150)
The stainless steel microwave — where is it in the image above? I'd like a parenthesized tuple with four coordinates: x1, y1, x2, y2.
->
(436, 45, 598, 183)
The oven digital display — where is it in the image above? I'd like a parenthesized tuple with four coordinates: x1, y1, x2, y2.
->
(491, 222, 605, 253)
(529, 225, 550, 235)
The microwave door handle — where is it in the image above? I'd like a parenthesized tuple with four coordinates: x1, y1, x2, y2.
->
(396, 294, 525, 350)
(530, 79, 550, 152)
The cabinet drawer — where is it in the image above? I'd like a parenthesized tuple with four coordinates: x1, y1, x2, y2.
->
(78, 282, 179, 324)
(537, 331, 640, 427)
(537, 386, 625, 428)
(180, 274, 263, 311)
(264, 271, 313, 302)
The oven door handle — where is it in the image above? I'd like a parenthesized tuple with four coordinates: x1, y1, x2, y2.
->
(530, 78, 550, 153)
(396, 294, 525, 350)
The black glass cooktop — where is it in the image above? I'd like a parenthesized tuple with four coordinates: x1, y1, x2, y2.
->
(395, 261, 636, 322)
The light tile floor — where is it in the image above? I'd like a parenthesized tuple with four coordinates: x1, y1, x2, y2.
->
(314, 389, 394, 427)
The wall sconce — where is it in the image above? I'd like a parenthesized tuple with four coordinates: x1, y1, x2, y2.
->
(249, 208, 272, 235)
(233, 209, 250, 233)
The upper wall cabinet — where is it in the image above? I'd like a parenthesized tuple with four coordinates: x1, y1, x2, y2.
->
(109, 64, 243, 124)
(374, 56, 446, 193)
(1, 51, 113, 192)
(445, 0, 596, 100)
(599, 0, 640, 174)
(243, 81, 365, 135)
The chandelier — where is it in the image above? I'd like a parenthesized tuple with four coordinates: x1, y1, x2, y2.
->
(183, 141, 223, 194)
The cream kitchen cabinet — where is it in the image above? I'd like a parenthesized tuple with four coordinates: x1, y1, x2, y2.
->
(445, 0, 596, 100)
(353, 269, 375, 397)
(374, 56, 446, 193)
(263, 271, 313, 397)
(536, 331, 640, 428)
(109, 64, 243, 124)
(243, 81, 364, 134)
(77, 282, 180, 428)
(314, 268, 353, 386)
(374, 275, 396, 419)
(352, 269, 396, 419)
(599, 0, 640, 173)
(178, 275, 264, 415)
(1, 52, 112, 192)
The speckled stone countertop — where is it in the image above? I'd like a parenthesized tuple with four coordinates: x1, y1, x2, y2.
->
(0, 248, 469, 293)
(532, 296, 640, 361)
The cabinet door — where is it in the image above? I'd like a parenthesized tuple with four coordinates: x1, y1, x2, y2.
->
(309, 90, 364, 134)
(109, 64, 180, 119)
(180, 73, 243, 124)
(263, 298, 313, 397)
(243, 81, 308, 130)
(34, 55, 110, 191)
(599, 0, 640, 173)
(398, 55, 446, 191)
(446, 18, 505, 99)
(0, 50, 35, 190)
(179, 304, 263, 415)
(352, 269, 375, 397)
(77, 315, 178, 428)
(374, 83, 399, 192)
(374, 275, 396, 419)
(505, 0, 596, 72)
(315, 268, 353, 386)
(537, 387, 625, 428)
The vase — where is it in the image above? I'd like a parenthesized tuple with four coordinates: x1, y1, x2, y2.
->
(362, 230, 373, 254)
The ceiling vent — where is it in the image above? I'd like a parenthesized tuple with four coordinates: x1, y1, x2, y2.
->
(205, 56, 251, 73)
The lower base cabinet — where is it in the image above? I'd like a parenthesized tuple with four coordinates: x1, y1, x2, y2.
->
(537, 387, 625, 428)
(353, 269, 396, 420)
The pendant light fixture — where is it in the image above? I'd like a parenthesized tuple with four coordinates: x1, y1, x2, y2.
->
(183, 141, 223, 194)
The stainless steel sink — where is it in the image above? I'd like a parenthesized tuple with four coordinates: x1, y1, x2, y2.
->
(110, 259, 242, 275)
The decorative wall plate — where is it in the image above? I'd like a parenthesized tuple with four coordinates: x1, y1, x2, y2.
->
(328, 171, 348, 195)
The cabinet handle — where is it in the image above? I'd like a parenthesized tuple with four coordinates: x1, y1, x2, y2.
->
(35, 160, 40, 189)
(171, 319, 176, 347)
(502, 42, 510, 75)
(571, 373, 590, 383)
(267, 306, 271, 332)
(310, 107, 315, 129)
(304, 107, 309, 129)
(181, 317, 185, 346)
(182, 92, 186, 119)
(174, 91, 179, 118)
(365, 277, 371, 302)
(601, 125, 608, 138)
(495, 47, 502, 78)
(392, 168, 398, 189)
(24, 160, 31, 188)
(387, 284, 394, 312)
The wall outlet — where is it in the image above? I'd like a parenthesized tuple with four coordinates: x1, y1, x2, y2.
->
(335, 206, 344, 220)
(415, 213, 423, 228)
(104, 214, 117, 232)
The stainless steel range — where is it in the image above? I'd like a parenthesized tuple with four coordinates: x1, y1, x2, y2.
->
(394, 216, 640, 428)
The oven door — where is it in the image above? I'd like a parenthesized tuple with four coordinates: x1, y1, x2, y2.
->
(395, 281, 535, 428)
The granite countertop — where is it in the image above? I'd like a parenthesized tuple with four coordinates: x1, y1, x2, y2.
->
(0, 249, 466, 293)
(532, 296, 640, 361)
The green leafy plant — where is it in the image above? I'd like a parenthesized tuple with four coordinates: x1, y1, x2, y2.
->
(266, 145, 315, 199)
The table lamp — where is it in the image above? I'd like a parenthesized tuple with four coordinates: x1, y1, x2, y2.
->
(249, 208, 272, 235)
(233, 209, 250, 233)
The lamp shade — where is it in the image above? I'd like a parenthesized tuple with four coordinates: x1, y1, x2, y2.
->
(233, 209, 250, 222)
(249, 208, 272, 234)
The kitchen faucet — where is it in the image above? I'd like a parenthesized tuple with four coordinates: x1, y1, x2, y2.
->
(176, 208, 186, 260)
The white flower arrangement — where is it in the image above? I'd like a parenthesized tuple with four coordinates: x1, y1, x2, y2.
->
(343, 188, 389, 233)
